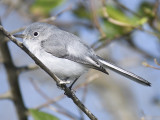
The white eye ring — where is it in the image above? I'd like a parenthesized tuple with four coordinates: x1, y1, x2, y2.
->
(33, 32, 39, 37)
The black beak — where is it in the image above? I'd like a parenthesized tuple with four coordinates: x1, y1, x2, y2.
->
(13, 34, 25, 38)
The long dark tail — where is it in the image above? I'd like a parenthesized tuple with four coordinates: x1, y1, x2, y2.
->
(97, 56, 151, 86)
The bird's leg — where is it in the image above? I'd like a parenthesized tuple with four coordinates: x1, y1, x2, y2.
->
(63, 77, 79, 97)
(69, 77, 79, 90)
(57, 77, 71, 89)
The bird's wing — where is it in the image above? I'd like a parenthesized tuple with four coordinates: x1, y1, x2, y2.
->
(41, 31, 108, 74)
(41, 36, 68, 58)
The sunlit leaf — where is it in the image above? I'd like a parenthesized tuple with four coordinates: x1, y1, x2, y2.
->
(105, 5, 147, 27)
(30, 0, 64, 17)
(30, 109, 59, 120)
(102, 20, 130, 39)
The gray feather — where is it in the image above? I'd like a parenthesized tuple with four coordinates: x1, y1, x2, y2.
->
(41, 28, 108, 74)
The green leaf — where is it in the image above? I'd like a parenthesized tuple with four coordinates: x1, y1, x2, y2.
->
(102, 21, 128, 39)
(30, 0, 65, 17)
(30, 109, 59, 120)
(106, 5, 147, 27)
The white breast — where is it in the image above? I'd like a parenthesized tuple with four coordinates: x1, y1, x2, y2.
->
(39, 50, 88, 80)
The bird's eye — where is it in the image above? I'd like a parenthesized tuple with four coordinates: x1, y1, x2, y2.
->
(33, 32, 39, 37)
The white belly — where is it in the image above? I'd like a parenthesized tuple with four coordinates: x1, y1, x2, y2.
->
(35, 49, 87, 80)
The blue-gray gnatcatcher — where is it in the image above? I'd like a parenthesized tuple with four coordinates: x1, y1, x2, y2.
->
(14, 22, 151, 88)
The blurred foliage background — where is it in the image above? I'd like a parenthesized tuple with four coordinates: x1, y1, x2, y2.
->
(0, 0, 160, 120)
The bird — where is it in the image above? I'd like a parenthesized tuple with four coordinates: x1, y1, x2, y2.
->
(14, 22, 151, 89)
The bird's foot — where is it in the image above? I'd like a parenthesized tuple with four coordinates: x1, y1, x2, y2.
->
(59, 80, 71, 84)
(57, 80, 71, 89)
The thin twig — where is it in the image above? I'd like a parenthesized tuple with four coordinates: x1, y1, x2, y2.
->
(94, 30, 133, 51)
(154, 58, 160, 66)
(75, 74, 100, 90)
(35, 94, 65, 110)
(10, 6, 72, 34)
(127, 37, 159, 60)
(10, 26, 27, 35)
(142, 58, 160, 70)
(137, 27, 160, 38)
(142, 61, 160, 70)
(0, 26, 97, 120)
(89, 0, 106, 38)
(48, 106, 76, 120)
(153, 0, 160, 22)
(16, 64, 39, 74)
(141, 116, 160, 120)
(39, 5, 72, 23)
(113, 0, 141, 17)
(0, 90, 13, 100)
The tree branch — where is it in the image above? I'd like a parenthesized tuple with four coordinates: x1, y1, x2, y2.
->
(30, 78, 80, 120)
(0, 26, 97, 120)
(39, 5, 72, 23)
